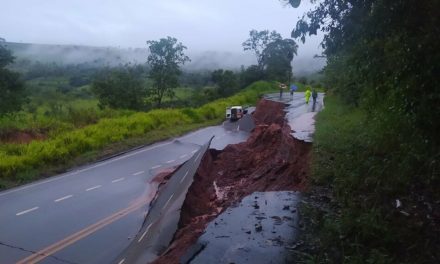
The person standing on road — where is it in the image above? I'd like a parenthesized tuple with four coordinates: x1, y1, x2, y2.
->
(305, 88, 312, 104)
(279, 83, 286, 98)
(290, 84, 297, 97)
(312, 89, 318, 110)
(312, 89, 318, 104)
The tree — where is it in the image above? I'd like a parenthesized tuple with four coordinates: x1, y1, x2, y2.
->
(0, 42, 27, 116)
(281, 0, 440, 262)
(242, 30, 282, 70)
(211, 69, 238, 97)
(91, 68, 146, 110)
(146, 37, 190, 107)
(239, 65, 265, 88)
(261, 38, 298, 82)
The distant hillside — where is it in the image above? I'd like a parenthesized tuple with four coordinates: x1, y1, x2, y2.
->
(4, 42, 325, 75)
(4, 42, 145, 67)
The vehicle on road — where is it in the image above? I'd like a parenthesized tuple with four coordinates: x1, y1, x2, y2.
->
(225, 106, 248, 121)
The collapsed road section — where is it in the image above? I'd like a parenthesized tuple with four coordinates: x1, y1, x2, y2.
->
(115, 95, 321, 263)
(147, 98, 314, 263)
(182, 191, 301, 264)
(114, 139, 212, 264)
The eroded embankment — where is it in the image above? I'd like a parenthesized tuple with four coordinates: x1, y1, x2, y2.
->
(153, 99, 311, 263)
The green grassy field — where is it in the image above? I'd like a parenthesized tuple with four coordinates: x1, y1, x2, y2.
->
(0, 81, 277, 189)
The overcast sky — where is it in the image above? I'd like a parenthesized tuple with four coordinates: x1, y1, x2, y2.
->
(1, 0, 323, 57)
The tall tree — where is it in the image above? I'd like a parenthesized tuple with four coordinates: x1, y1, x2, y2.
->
(282, 0, 440, 262)
(147, 36, 190, 107)
(0, 41, 27, 116)
(242, 30, 282, 70)
(261, 38, 298, 82)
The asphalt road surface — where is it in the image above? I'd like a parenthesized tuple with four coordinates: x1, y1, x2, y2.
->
(0, 119, 250, 264)
(114, 140, 212, 264)
(0, 95, 317, 264)
(186, 191, 301, 264)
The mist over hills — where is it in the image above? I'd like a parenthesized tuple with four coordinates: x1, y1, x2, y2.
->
(5, 42, 325, 75)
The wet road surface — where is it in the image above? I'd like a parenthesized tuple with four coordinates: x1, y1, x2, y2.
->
(183, 191, 301, 264)
(265, 92, 325, 142)
(114, 140, 212, 264)
(0, 118, 251, 264)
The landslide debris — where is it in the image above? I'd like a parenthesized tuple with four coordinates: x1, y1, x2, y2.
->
(153, 99, 311, 264)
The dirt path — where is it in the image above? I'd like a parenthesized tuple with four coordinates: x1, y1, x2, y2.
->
(153, 99, 312, 263)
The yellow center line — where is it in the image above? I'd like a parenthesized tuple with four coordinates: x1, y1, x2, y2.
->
(16, 196, 151, 264)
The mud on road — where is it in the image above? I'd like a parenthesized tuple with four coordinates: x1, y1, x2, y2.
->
(151, 98, 311, 263)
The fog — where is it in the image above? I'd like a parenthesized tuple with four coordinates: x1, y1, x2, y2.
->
(1, 0, 325, 74)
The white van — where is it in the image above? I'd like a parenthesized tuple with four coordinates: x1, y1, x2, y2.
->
(225, 106, 247, 121)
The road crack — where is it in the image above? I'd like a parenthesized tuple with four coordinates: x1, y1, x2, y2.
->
(0, 241, 78, 264)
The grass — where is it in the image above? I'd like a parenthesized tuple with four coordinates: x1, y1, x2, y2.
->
(300, 95, 439, 263)
(0, 81, 277, 189)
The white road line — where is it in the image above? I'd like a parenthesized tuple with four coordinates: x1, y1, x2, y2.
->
(191, 150, 197, 154)
(117, 258, 125, 264)
(138, 223, 153, 243)
(163, 194, 174, 210)
(151, 165, 161, 169)
(111, 177, 125, 183)
(180, 171, 189, 183)
(178, 127, 212, 140)
(86, 185, 102, 191)
(179, 154, 188, 159)
(132, 171, 144, 176)
(193, 152, 201, 163)
(0, 141, 174, 197)
(54, 195, 73, 202)
(16, 207, 39, 216)
(166, 160, 175, 164)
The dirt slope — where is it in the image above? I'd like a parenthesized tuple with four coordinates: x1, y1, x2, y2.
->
(153, 99, 311, 263)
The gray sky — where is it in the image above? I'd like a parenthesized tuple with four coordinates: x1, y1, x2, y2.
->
(1, 0, 323, 57)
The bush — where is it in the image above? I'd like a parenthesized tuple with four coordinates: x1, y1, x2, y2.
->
(0, 81, 277, 182)
(310, 95, 439, 263)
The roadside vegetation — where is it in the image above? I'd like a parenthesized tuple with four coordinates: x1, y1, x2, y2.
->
(282, 0, 439, 263)
(0, 81, 277, 189)
(1, 28, 312, 189)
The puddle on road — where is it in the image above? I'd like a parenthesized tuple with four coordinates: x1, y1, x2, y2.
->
(184, 191, 300, 264)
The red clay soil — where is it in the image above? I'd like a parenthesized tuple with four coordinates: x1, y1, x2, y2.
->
(0, 130, 46, 144)
(153, 99, 311, 264)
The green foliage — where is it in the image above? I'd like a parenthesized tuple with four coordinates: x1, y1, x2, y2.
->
(0, 41, 14, 68)
(0, 81, 276, 187)
(211, 69, 239, 97)
(0, 43, 27, 116)
(147, 36, 190, 107)
(242, 29, 282, 70)
(261, 38, 298, 82)
(240, 65, 265, 88)
(311, 96, 439, 263)
(283, 0, 440, 262)
(242, 30, 298, 83)
(91, 68, 147, 110)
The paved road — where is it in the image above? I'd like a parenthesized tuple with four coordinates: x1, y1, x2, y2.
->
(0, 120, 250, 264)
(114, 140, 212, 264)
(186, 191, 300, 264)
(265, 92, 325, 142)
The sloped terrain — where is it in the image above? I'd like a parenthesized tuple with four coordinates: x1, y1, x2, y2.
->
(154, 99, 311, 263)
